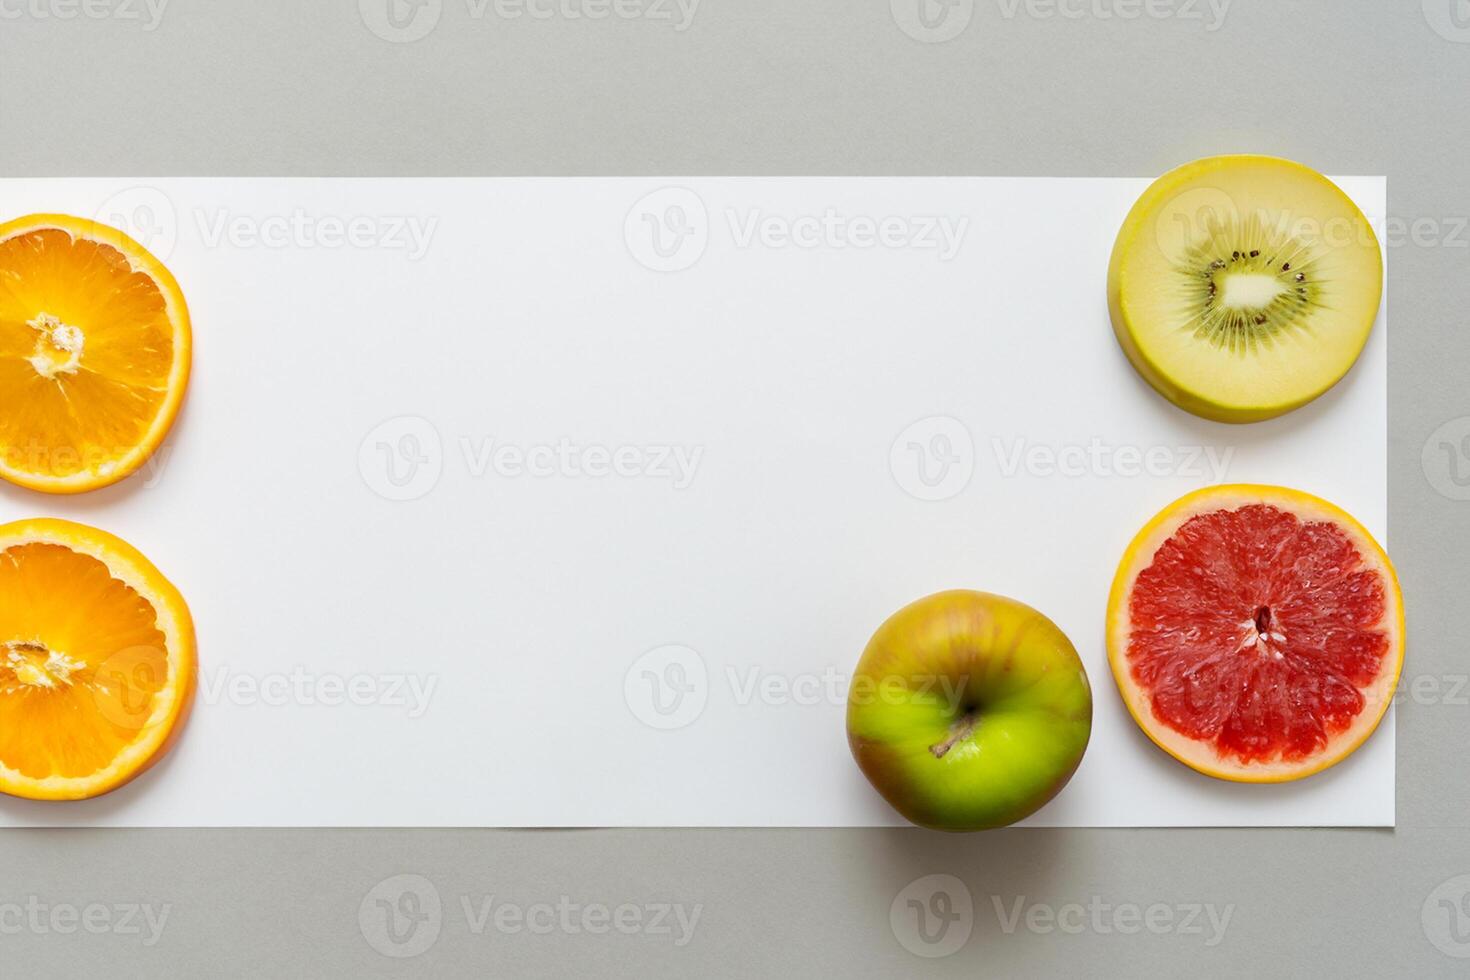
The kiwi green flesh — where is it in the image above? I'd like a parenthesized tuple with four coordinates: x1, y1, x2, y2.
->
(1171, 212, 1325, 356)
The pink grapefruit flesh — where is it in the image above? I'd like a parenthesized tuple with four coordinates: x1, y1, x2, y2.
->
(1107, 485, 1404, 782)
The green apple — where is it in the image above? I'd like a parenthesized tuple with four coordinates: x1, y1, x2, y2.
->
(846, 590, 1092, 831)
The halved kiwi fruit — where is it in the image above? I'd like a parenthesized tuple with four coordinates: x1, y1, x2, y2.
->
(1108, 155, 1382, 423)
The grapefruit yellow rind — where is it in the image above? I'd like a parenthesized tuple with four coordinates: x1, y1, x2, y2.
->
(1107, 155, 1383, 423)
(0, 213, 192, 494)
(0, 518, 196, 800)
(1106, 484, 1404, 783)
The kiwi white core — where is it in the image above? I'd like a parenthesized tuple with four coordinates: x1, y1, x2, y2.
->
(1218, 273, 1286, 310)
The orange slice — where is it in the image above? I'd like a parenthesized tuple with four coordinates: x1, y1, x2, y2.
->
(1107, 485, 1403, 782)
(0, 518, 195, 800)
(0, 214, 191, 493)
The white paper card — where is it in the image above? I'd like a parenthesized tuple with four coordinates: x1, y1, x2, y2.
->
(0, 177, 1389, 827)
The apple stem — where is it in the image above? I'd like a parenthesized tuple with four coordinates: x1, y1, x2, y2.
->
(930, 710, 978, 759)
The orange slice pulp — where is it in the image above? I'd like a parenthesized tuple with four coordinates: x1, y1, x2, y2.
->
(0, 518, 195, 800)
(0, 213, 191, 493)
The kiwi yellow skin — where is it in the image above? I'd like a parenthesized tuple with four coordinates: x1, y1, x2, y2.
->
(1108, 155, 1383, 424)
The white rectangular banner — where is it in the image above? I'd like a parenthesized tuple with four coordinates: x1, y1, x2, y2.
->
(0, 177, 1390, 826)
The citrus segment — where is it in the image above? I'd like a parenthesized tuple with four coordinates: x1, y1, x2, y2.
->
(0, 215, 191, 493)
(0, 518, 195, 800)
(1107, 485, 1403, 782)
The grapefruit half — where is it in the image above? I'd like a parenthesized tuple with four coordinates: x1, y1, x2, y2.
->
(1107, 485, 1403, 782)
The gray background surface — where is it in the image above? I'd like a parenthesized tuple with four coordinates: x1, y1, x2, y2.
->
(1, 0, 1467, 975)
